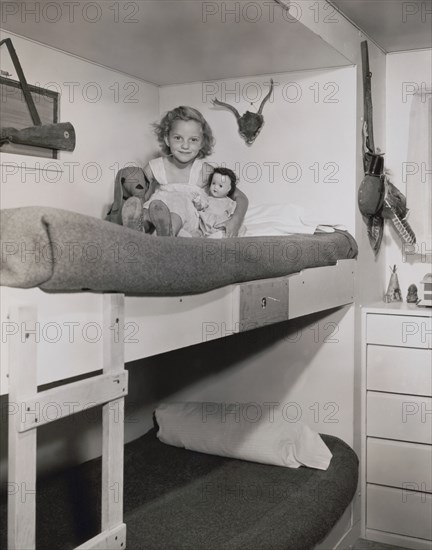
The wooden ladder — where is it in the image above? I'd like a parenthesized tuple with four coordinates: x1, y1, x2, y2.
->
(7, 294, 128, 550)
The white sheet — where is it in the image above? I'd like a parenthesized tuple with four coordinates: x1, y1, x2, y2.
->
(243, 203, 347, 237)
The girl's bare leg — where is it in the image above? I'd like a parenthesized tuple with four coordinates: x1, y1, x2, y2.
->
(170, 213, 182, 236)
(149, 201, 183, 236)
(141, 209, 152, 233)
(149, 200, 173, 236)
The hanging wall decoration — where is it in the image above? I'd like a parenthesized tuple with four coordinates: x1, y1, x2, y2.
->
(0, 38, 76, 153)
(212, 79, 274, 145)
(358, 40, 386, 254)
(382, 174, 416, 244)
(358, 41, 415, 254)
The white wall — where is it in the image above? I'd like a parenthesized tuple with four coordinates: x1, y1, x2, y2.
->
(172, 306, 355, 444)
(0, 31, 159, 218)
(160, 68, 357, 234)
(385, 49, 432, 297)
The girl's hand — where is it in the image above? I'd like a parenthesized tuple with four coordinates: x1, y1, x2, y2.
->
(214, 217, 240, 237)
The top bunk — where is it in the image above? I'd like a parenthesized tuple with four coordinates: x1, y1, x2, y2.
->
(0, 205, 357, 394)
(0, 206, 357, 296)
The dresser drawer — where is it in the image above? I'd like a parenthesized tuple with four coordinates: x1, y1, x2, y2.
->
(367, 392, 432, 444)
(239, 278, 288, 331)
(367, 438, 432, 491)
(366, 314, 432, 348)
(367, 345, 432, 396)
(367, 484, 432, 540)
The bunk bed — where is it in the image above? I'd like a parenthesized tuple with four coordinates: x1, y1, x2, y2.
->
(0, 205, 358, 550)
(0, 2, 366, 547)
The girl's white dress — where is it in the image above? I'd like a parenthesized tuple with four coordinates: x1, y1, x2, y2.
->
(143, 157, 202, 235)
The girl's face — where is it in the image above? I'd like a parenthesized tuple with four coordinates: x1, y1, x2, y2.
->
(210, 173, 232, 198)
(165, 119, 203, 163)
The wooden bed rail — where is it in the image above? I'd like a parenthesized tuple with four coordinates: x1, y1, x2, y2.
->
(0, 260, 357, 395)
(7, 294, 128, 550)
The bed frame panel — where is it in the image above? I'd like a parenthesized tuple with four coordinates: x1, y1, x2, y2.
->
(1, 259, 355, 395)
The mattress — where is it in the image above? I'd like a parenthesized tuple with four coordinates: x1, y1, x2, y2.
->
(0, 429, 359, 550)
(0, 207, 357, 295)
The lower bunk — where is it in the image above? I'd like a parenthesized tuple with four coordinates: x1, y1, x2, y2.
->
(0, 428, 359, 550)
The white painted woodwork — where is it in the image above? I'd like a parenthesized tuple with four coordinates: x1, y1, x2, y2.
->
(287, 259, 355, 319)
(367, 345, 432, 396)
(3, 1, 429, 84)
(125, 285, 236, 360)
(367, 484, 432, 541)
(7, 306, 37, 550)
(362, 306, 432, 549)
(75, 523, 126, 550)
(364, 530, 432, 550)
(367, 438, 432, 492)
(1, 260, 356, 395)
(18, 372, 128, 432)
(1, 3, 351, 86)
(102, 295, 126, 532)
(315, 504, 360, 550)
(6, 296, 128, 550)
(331, 0, 432, 52)
(366, 313, 432, 349)
(367, 392, 432, 445)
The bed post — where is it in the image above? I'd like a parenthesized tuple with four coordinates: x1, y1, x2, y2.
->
(101, 294, 126, 533)
(7, 306, 37, 550)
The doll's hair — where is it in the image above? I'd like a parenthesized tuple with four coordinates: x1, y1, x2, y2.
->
(209, 167, 237, 197)
(153, 106, 215, 158)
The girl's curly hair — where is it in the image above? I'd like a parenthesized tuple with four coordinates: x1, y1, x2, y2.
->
(153, 106, 215, 158)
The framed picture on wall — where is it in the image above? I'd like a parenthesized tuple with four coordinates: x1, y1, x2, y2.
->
(0, 76, 59, 159)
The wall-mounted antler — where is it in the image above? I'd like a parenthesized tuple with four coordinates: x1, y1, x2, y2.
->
(212, 79, 274, 145)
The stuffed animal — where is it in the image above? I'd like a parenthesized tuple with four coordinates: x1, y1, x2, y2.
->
(105, 166, 156, 225)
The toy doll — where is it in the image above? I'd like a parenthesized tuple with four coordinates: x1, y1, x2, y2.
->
(193, 167, 239, 238)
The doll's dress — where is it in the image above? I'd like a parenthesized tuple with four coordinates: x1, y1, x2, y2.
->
(143, 157, 202, 235)
(198, 196, 236, 237)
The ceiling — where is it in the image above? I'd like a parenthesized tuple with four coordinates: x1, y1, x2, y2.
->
(1, 1, 431, 85)
(331, 0, 432, 53)
(0, 1, 351, 85)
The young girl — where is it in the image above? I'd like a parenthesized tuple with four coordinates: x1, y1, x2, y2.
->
(122, 106, 248, 237)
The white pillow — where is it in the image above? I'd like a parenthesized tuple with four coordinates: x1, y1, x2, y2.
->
(155, 402, 332, 470)
(243, 203, 317, 236)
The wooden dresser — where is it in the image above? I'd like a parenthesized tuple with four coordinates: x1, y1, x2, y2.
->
(361, 303, 432, 550)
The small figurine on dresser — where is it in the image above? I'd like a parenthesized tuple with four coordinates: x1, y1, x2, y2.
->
(384, 265, 402, 303)
(406, 284, 418, 304)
